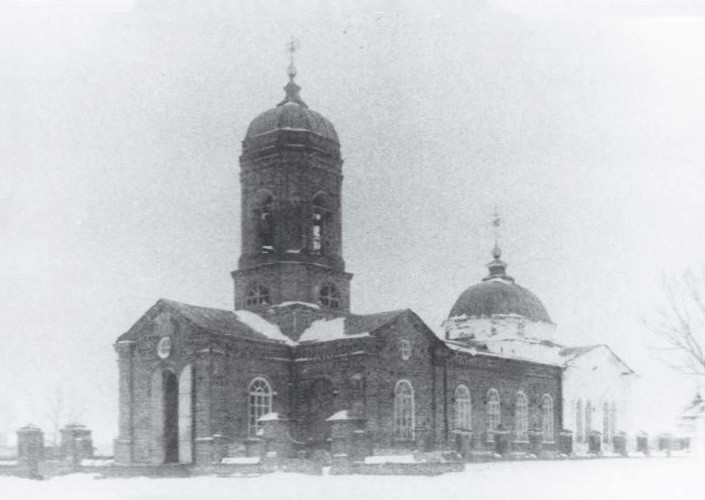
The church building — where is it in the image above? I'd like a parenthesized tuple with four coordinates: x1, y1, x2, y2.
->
(113, 60, 563, 466)
(444, 243, 638, 453)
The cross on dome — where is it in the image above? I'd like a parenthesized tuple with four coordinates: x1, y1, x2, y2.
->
(491, 205, 502, 259)
(286, 37, 300, 80)
(279, 37, 307, 108)
(484, 206, 512, 282)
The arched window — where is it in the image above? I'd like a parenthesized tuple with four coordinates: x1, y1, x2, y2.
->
(514, 392, 529, 441)
(542, 394, 554, 442)
(248, 377, 272, 437)
(245, 284, 271, 306)
(319, 282, 340, 309)
(311, 193, 331, 254)
(585, 400, 593, 437)
(576, 399, 584, 442)
(256, 192, 275, 252)
(394, 380, 415, 440)
(487, 388, 501, 435)
(610, 402, 617, 440)
(602, 401, 610, 443)
(454, 385, 472, 431)
(400, 339, 412, 361)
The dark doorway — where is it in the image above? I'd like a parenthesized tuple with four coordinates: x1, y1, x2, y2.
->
(307, 378, 335, 447)
(163, 370, 179, 463)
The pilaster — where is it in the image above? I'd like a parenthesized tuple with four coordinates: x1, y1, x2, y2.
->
(194, 347, 226, 466)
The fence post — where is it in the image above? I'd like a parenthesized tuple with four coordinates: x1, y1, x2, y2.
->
(17, 424, 44, 479)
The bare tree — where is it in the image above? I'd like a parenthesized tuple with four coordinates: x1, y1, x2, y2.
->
(43, 386, 85, 447)
(647, 267, 705, 377)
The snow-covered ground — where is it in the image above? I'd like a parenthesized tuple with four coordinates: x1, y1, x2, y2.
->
(0, 458, 700, 500)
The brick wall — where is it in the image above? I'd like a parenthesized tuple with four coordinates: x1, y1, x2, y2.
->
(366, 314, 437, 449)
(117, 306, 562, 464)
(446, 355, 561, 450)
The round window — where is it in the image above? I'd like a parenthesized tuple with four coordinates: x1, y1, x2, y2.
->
(157, 336, 172, 359)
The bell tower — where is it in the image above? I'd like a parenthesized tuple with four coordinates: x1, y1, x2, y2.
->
(232, 45, 352, 313)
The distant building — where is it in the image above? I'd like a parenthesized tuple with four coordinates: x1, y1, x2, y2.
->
(444, 245, 638, 451)
(113, 61, 562, 465)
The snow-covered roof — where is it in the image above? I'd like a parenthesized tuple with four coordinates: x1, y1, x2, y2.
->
(273, 301, 321, 309)
(119, 299, 409, 348)
(299, 317, 370, 343)
(455, 338, 636, 372)
(118, 299, 296, 346)
(445, 337, 568, 367)
(558, 344, 601, 360)
(326, 410, 363, 421)
(558, 344, 636, 374)
(257, 412, 285, 422)
(233, 309, 296, 345)
(297, 309, 408, 344)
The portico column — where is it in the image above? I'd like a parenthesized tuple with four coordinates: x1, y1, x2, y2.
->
(114, 341, 136, 464)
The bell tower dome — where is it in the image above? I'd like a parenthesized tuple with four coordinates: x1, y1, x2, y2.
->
(231, 54, 352, 313)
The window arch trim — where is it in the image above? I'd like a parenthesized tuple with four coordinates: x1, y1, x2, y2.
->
(248, 377, 273, 437)
(254, 190, 275, 252)
(394, 379, 415, 441)
(487, 388, 501, 438)
(311, 192, 334, 254)
(514, 391, 529, 442)
(454, 385, 472, 431)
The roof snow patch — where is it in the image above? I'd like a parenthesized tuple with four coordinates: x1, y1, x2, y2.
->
(233, 310, 295, 345)
(299, 317, 370, 343)
(274, 301, 321, 309)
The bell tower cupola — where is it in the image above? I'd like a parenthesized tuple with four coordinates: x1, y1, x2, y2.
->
(232, 43, 352, 313)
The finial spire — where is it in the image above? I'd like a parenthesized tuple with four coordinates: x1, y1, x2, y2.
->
(279, 37, 307, 108)
(483, 206, 513, 282)
(286, 36, 299, 81)
(491, 205, 502, 258)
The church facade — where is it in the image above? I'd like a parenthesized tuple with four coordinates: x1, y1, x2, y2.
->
(113, 64, 563, 466)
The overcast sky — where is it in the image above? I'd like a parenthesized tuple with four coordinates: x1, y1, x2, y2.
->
(1, 0, 705, 445)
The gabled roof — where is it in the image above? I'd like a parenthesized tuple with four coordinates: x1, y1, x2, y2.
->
(444, 338, 562, 368)
(559, 343, 636, 375)
(117, 299, 292, 345)
(118, 299, 413, 347)
(297, 309, 414, 343)
(344, 309, 409, 336)
(558, 344, 601, 359)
